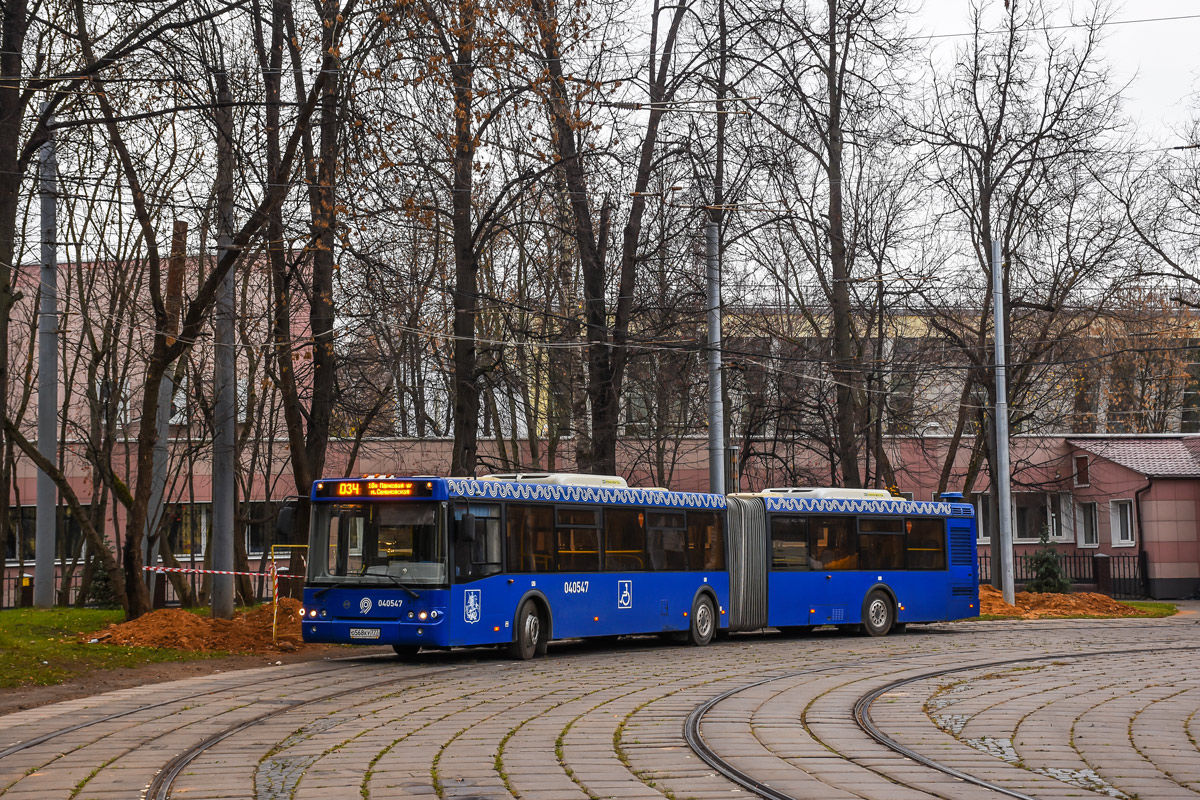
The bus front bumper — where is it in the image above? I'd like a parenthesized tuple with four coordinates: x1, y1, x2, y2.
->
(301, 616, 449, 647)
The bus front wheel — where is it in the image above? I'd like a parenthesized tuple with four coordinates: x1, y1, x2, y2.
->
(393, 644, 421, 661)
(509, 600, 544, 660)
(688, 595, 716, 647)
(862, 590, 894, 637)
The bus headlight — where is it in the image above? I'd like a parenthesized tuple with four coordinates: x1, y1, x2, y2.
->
(418, 611, 428, 621)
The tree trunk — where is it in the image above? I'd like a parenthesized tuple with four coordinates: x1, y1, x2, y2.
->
(826, 0, 860, 487)
(449, 16, 479, 476)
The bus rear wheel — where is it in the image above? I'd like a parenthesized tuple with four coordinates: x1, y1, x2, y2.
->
(862, 590, 894, 637)
(688, 595, 716, 646)
(509, 600, 543, 660)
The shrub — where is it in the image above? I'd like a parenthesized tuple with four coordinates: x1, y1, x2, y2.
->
(86, 564, 122, 609)
(1024, 528, 1071, 594)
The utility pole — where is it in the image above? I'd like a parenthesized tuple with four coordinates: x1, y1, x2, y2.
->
(991, 239, 1015, 606)
(706, 219, 724, 495)
(211, 75, 236, 620)
(708, 0, 727, 496)
(34, 105, 57, 609)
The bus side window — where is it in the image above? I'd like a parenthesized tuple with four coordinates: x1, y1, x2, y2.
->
(646, 512, 687, 570)
(686, 511, 724, 570)
(858, 517, 904, 570)
(604, 508, 646, 571)
(906, 518, 947, 569)
(770, 515, 809, 570)
(809, 517, 856, 570)
(507, 504, 555, 573)
(556, 507, 601, 572)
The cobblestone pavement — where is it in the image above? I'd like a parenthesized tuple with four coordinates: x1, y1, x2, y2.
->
(1, 606, 1198, 800)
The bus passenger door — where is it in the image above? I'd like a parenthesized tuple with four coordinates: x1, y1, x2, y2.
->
(766, 514, 815, 629)
(452, 503, 513, 646)
(806, 516, 860, 626)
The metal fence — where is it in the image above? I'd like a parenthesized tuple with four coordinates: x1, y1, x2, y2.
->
(978, 552, 1145, 599)
(0, 566, 286, 610)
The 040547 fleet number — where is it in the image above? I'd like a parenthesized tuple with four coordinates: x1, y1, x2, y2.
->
(563, 580, 589, 594)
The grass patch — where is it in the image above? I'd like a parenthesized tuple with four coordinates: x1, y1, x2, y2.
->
(1120, 601, 1177, 618)
(0, 607, 223, 689)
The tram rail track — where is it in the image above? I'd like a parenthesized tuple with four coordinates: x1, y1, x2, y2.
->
(0, 656, 401, 764)
(685, 643, 1200, 800)
(5, 621, 1195, 800)
(144, 675, 411, 800)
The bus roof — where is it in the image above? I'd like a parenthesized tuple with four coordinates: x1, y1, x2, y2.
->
(449, 477, 726, 510)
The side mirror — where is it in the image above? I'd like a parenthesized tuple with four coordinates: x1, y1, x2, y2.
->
(276, 498, 299, 539)
(461, 513, 478, 543)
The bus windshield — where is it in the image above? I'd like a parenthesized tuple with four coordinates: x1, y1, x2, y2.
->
(312, 501, 448, 586)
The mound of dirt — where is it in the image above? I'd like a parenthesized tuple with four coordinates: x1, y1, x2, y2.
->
(979, 584, 1143, 618)
(85, 598, 305, 653)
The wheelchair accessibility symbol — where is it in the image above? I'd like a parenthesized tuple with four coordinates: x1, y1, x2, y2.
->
(617, 580, 633, 609)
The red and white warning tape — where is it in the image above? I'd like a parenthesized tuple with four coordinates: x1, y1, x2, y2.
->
(142, 565, 301, 579)
(143, 565, 299, 642)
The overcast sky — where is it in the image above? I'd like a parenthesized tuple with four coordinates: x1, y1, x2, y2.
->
(916, 0, 1199, 143)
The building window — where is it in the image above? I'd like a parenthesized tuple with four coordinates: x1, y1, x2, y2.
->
(972, 493, 991, 544)
(1013, 493, 1049, 543)
(244, 501, 282, 555)
(169, 375, 189, 426)
(165, 503, 211, 557)
(98, 380, 130, 428)
(1073, 456, 1090, 487)
(6, 507, 36, 562)
(1077, 502, 1098, 547)
(1110, 500, 1135, 547)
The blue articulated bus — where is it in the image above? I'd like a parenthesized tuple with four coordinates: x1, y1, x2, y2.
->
(300, 473, 729, 659)
(724, 487, 979, 637)
(299, 474, 978, 658)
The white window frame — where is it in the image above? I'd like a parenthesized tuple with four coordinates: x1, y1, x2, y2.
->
(1049, 493, 1073, 542)
(1109, 499, 1135, 547)
(1076, 501, 1099, 548)
(974, 494, 991, 544)
(168, 375, 189, 426)
(1073, 455, 1090, 487)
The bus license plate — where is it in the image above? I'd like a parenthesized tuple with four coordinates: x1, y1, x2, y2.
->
(349, 627, 381, 640)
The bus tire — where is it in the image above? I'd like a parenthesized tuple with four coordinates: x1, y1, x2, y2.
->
(862, 590, 894, 637)
(392, 645, 421, 660)
(688, 595, 716, 647)
(509, 600, 543, 660)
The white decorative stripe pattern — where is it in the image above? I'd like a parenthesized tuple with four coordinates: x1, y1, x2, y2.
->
(447, 479, 727, 509)
(764, 497, 954, 516)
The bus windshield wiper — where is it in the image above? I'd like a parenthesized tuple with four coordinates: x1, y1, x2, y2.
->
(381, 574, 421, 599)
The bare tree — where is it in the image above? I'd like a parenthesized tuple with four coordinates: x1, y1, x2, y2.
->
(915, 0, 1127, 558)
